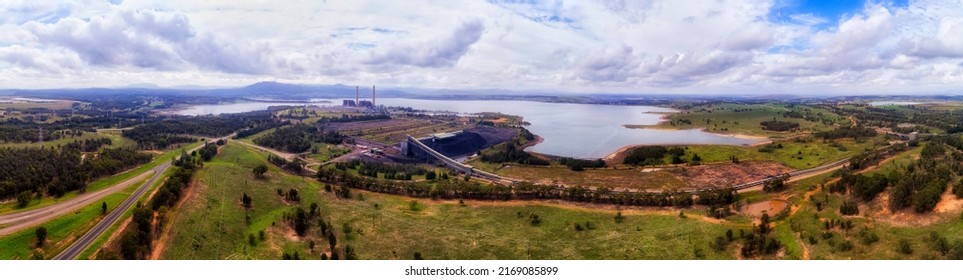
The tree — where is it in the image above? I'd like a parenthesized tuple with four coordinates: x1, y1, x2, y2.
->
(328, 231, 337, 249)
(840, 200, 859, 215)
(425, 171, 437, 180)
(253, 164, 268, 179)
(691, 153, 702, 162)
(758, 213, 771, 235)
(286, 188, 301, 202)
(242, 193, 253, 208)
(955, 180, 963, 199)
(345, 245, 357, 260)
(16, 191, 31, 208)
(291, 207, 309, 236)
(35, 226, 48, 248)
(898, 239, 913, 255)
(529, 213, 542, 226)
(762, 176, 788, 193)
(309, 202, 319, 217)
(101, 202, 108, 215)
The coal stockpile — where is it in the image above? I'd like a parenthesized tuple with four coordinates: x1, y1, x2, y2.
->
(423, 126, 517, 158)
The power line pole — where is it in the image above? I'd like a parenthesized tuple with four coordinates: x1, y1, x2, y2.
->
(38, 126, 43, 146)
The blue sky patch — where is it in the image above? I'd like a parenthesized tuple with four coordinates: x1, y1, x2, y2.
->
(769, 0, 907, 29)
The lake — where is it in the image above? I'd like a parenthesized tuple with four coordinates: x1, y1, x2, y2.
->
(174, 98, 762, 158)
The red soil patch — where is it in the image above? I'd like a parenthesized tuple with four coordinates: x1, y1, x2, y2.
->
(678, 162, 794, 189)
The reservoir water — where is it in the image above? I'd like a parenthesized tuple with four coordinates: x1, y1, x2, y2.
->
(174, 98, 762, 158)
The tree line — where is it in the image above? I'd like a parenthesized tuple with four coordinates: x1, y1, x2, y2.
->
(62, 137, 112, 152)
(479, 140, 549, 166)
(557, 157, 606, 171)
(334, 160, 428, 180)
(233, 120, 291, 139)
(815, 126, 877, 140)
(316, 166, 739, 207)
(267, 154, 306, 174)
(254, 124, 344, 153)
(760, 120, 800, 132)
(0, 146, 151, 200)
(123, 112, 274, 149)
(623, 146, 685, 166)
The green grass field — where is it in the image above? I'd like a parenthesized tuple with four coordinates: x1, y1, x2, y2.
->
(307, 143, 351, 162)
(674, 137, 883, 169)
(160, 143, 739, 260)
(647, 103, 847, 137)
(0, 176, 151, 260)
(0, 131, 135, 149)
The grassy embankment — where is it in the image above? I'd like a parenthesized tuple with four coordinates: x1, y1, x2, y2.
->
(160, 143, 741, 260)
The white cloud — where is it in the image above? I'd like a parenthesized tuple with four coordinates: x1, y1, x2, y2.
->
(365, 20, 485, 68)
(0, 0, 961, 94)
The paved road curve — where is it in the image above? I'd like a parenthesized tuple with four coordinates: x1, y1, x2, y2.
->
(53, 162, 171, 260)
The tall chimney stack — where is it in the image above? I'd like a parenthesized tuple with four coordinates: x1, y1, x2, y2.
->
(372, 85, 376, 106)
(355, 86, 359, 105)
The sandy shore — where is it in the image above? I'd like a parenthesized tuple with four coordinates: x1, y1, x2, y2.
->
(520, 135, 560, 161)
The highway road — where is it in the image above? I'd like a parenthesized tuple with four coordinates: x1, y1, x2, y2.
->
(53, 162, 171, 260)
(52, 137, 227, 260)
(0, 170, 155, 236)
(0, 141, 215, 237)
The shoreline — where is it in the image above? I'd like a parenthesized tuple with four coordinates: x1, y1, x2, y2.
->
(520, 135, 559, 161)
(624, 110, 769, 142)
(617, 126, 771, 142)
(601, 131, 772, 165)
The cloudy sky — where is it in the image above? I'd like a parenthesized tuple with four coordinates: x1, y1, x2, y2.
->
(1, 0, 962, 95)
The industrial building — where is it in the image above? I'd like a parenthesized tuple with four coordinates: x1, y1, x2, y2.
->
(343, 85, 377, 108)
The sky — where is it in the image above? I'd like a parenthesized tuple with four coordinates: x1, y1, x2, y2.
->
(0, 0, 961, 95)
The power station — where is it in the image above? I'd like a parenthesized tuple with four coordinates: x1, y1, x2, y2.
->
(342, 85, 377, 107)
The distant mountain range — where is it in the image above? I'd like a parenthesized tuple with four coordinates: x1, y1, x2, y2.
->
(2, 81, 961, 105)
